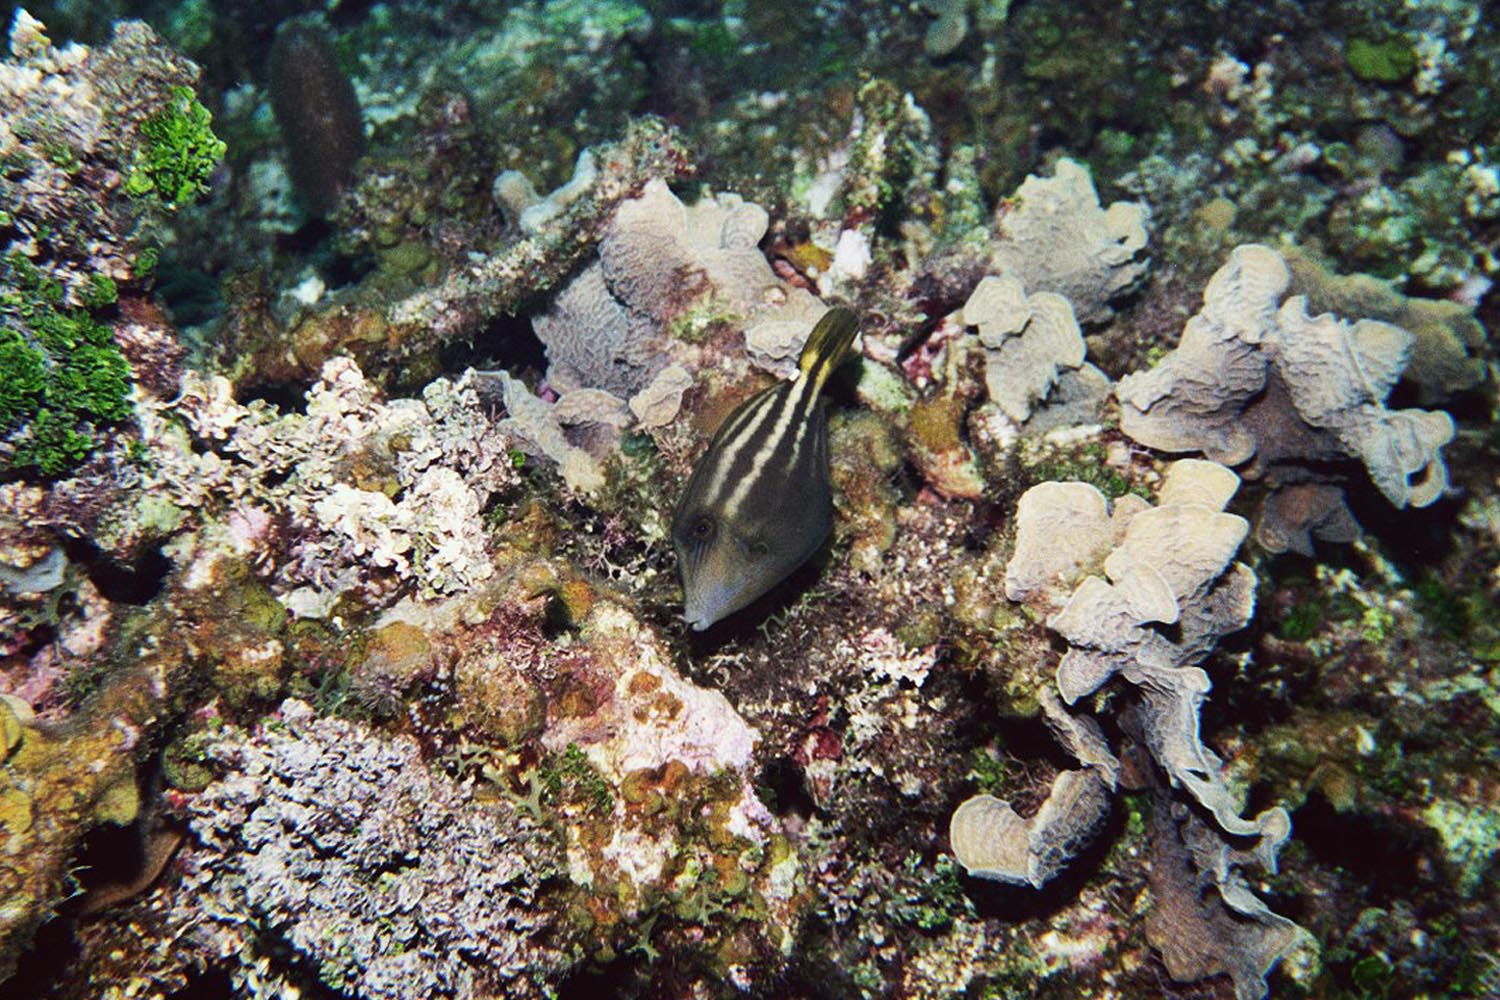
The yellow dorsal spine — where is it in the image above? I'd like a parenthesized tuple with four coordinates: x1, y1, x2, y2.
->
(797, 307, 860, 393)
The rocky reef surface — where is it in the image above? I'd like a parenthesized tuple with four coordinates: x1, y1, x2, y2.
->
(2, 2, 1498, 998)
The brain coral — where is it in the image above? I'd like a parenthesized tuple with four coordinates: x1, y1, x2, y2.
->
(1116, 244, 1455, 554)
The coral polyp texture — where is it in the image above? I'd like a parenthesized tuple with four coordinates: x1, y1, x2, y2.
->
(163, 700, 566, 999)
(3, 2, 1499, 998)
(1116, 243, 1456, 554)
(960, 460, 1310, 1000)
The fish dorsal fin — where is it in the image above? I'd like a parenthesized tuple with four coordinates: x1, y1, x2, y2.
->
(797, 307, 860, 393)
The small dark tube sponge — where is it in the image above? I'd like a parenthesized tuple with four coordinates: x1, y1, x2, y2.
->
(267, 20, 365, 217)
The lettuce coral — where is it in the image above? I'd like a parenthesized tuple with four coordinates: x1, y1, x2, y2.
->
(955, 459, 1307, 999)
(988, 157, 1150, 325)
(1116, 244, 1455, 553)
(960, 270, 1105, 425)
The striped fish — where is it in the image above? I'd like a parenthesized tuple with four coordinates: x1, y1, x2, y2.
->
(673, 307, 860, 630)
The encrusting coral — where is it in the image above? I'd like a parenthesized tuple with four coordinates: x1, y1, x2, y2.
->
(1116, 244, 1456, 554)
(953, 459, 1309, 1000)
(0, 660, 164, 983)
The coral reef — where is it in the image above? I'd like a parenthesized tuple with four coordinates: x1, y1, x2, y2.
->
(0, 10, 221, 476)
(384, 119, 693, 360)
(956, 460, 1310, 999)
(161, 358, 520, 615)
(1, 11, 217, 300)
(2, 2, 1498, 998)
(1116, 244, 1456, 553)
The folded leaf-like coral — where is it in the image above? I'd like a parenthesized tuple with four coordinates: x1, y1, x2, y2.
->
(949, 688, 1118, 888)
(962, 459, 1304, 999)
(1048, 461, 1280, 847)
(961, 272, 1099, 424)
(988, 158, 1150, 325)
(535, 177, 817, 397)
(1116, 244, 1455, 553)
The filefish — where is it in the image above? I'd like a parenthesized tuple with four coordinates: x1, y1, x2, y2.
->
(673, 307, 860, 630)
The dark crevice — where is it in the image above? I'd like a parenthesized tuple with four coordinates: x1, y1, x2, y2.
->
(237, 379, 313, 414)
(1290, 789, 1445, 906)
(447, 312, 549, 380)
(756, 756, 817, 820)
(60, 537, 171, 606)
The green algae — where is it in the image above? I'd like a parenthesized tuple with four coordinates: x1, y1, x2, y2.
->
(544, 743, 615, 815)
(1023, 441, 1146, 501)
(0, 253, 134, 477)
(123, 86, 226, 207)
(1345, 36, 1417, 84)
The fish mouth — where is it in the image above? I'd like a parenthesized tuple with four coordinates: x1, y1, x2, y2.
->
(682, 582, 736, 632)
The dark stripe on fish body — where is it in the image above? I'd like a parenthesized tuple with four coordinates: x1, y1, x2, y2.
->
(685, 386, 778, 511)
(746, 382, 820, 514)
(718, 375, 816, 520)
(706, 381, 796, 515)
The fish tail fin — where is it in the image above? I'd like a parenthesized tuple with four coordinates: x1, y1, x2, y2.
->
(797, 307, 860, 392)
